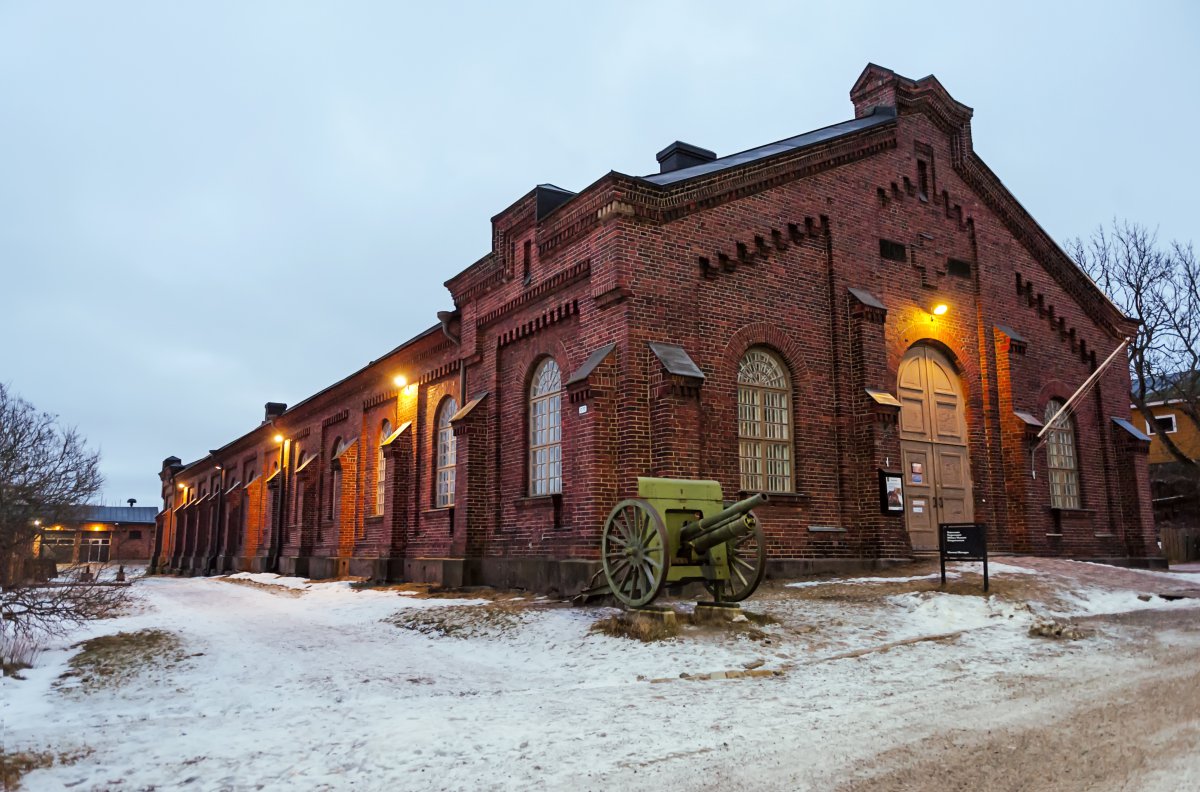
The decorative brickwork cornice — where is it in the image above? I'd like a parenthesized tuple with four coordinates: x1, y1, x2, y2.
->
(476, 260, 591, 330)
(322, 409, 349, 428)
(496, 300, 579, 348)
(962, 158, 1130, 338)
(699, 218, 825, 279)
(1015, 273, 1101, 368)
(417, 360, 461, 386)
(363, 390, 398, 410)
(608, 128, 896, 226)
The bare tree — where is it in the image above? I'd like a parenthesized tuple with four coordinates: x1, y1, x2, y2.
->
(0, 383, 128, 643)
(1067, 221, 1200, 468)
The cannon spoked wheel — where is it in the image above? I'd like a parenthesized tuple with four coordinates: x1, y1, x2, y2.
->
(703, 511, 767, 602)
(601, 499, 670, 608)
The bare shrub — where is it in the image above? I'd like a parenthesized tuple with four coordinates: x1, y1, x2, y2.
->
(0, 383, 130, 650)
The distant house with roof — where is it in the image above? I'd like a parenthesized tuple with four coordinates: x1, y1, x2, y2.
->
(39, 505, 158, 564)
(1136, 371, 1200, 559)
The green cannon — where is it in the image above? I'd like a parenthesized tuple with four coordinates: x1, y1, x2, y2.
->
(585, 477, 769, 608)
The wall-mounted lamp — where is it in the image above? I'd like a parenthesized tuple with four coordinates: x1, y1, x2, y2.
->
(273, 433, 285, 444)
(930, 300, 949, 317)
(177, 482, 185, 490)
(393, 374, 407, 388)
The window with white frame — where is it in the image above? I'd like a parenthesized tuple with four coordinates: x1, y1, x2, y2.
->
(436, 399, 457, 507)
(376, 420, 391, 515)
(738, 348, 793, 492)
(1146, 414, 1178, 435)
(1044, 399, 1081, 509)
(529, 358, 562, 496)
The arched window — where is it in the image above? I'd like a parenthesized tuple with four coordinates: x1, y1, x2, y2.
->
(436, 399, 457, 507)
(329, 436, 344, 522)
(376, 420, 391, 515)
(529, 358, 562, 496)
(1044, 399, 1080, 509)
(738, 348, 793, 492)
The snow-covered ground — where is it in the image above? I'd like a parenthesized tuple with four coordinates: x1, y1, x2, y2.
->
(2, 558, 1199, 791)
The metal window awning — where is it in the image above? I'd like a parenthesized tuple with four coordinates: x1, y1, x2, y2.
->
(648, 342, 704, 380)
(1112, 417, 1151, 442)
(451, 394, 488, 425)
(865, 388, 901, 408)
(567, 342, 617, 386)
(1014, 410, 1044, 429)
(381, 422, 412, 447)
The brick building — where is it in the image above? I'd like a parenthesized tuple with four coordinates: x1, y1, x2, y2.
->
(153, 64, 1162, 591)
(41, 505, 157, 564)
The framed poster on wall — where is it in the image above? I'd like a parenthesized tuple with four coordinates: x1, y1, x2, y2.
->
(879, 469, 904, 515)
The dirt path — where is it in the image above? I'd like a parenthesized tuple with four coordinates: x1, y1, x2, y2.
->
(830, 609, 1200, 792)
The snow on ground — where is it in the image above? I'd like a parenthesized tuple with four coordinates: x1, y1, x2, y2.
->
(2, 559, 1199, 791)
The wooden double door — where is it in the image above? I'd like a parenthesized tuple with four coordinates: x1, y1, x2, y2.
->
(897, 345, 974, 552)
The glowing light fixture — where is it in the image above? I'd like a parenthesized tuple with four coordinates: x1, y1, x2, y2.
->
(177, 483, 185, 490)
(931, 301, 949, 316)
(393, 374, 407, 388)
(273, 433, 285, 444)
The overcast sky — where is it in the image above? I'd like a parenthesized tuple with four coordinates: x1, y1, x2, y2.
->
(1, 1, 1197, 507)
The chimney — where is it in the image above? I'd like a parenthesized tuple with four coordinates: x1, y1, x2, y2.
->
(655, 141, 716, 174)
(264, 402, 287, 423)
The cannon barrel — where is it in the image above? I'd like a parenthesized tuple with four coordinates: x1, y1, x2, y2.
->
(690, 513, 759, 554)
(679, 492, 769, 545)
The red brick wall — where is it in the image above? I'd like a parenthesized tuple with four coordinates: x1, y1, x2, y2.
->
(156, 66, 1159, 580)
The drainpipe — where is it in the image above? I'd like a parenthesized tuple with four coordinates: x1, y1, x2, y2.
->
(207, 458, 225, 575)
(269, 439, 288, 573)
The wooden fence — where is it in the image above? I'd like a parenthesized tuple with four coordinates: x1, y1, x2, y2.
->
(1161, 527, 1200, 563)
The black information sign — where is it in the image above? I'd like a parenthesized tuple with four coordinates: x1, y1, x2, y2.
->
(878, 469, 903, 515)
(939, 522, 989, 591)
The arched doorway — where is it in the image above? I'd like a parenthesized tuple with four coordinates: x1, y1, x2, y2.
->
(897, 344, 974, 552)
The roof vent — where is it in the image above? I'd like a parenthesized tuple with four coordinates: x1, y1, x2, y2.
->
(264, 402, 287, 423)
(655, 141, 716, 174)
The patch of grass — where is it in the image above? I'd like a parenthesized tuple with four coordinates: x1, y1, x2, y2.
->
(0, 747, 92, 791)
(591, 612, 680, 642)
(57, 629, 185, 694)
(387, 603, 530, 639)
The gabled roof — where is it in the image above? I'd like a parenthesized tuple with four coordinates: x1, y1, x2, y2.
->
(642, 106, 896, 186)
(78, 505, 158, 524)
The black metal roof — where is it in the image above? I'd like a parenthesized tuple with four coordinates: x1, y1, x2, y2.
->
(78, 505, 159, 524)
(641, 106, 897, 186)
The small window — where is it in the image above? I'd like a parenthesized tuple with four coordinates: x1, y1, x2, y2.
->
(948, 258, 972, 278)
(128, 530, 142, 540)
(1147, 414, 1178, 435)
(522, 239, 532, 285)
(880, 239, 907, 262)
(917, 160, 929, 201)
